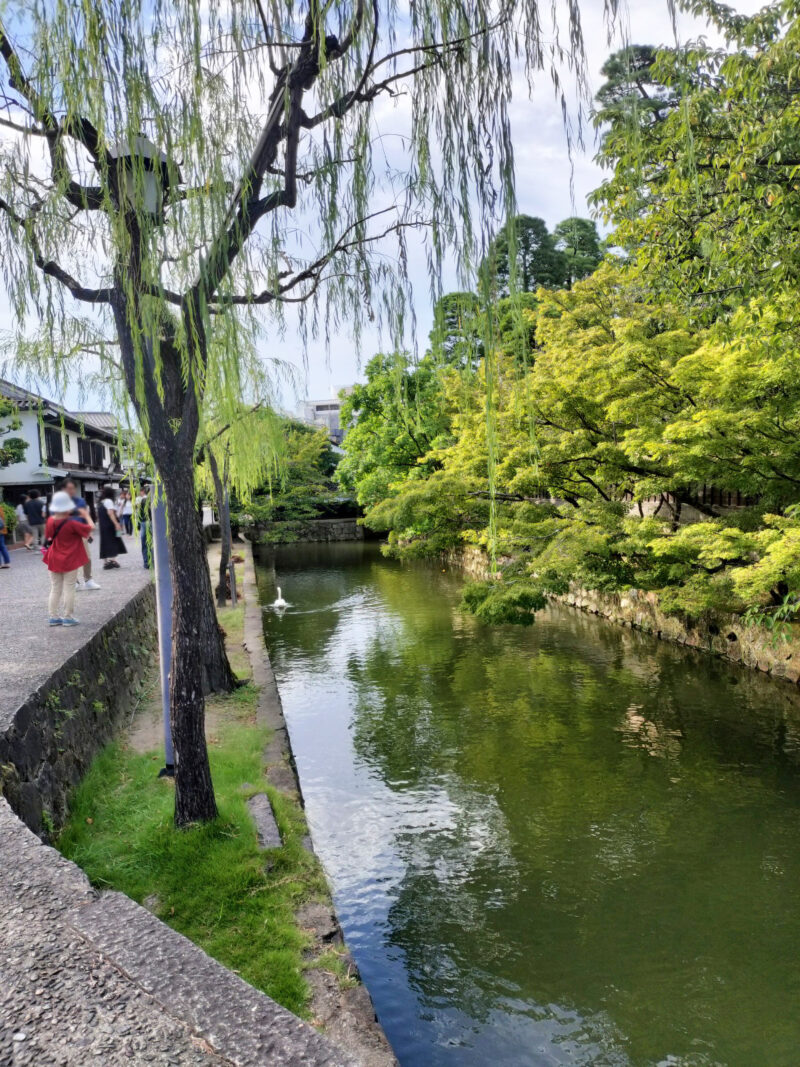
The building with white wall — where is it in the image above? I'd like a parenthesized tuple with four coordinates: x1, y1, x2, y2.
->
(301, 389, 353, 446)
(0, 379, 125, 515)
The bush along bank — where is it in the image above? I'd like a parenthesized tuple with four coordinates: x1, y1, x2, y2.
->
(58, 550, 396, 1064)
(450, 546, 800, 685)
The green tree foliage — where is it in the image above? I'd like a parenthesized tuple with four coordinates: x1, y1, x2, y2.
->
(552, 217, 604, 287)
(336, 351, 455, 509)
(338, 292, 540, 518)
(484, 213, 603, 296)
(593, 45, 679, 136)
(344, 11, 800, 631)
(352, 259, 800, 626)
(593, 8, 800, 314)
(245, 421, 340, 527)
(429, 292, 484, 368)
(485, 215, 566, 295)
(0, 397, 27, 467)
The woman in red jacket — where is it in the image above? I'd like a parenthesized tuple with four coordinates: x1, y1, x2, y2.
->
(45, 490, 94, 626)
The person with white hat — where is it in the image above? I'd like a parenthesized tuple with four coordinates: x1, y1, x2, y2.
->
(44, 490, 95, 626)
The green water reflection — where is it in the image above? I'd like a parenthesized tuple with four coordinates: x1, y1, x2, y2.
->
(259, 542, 800, 1067)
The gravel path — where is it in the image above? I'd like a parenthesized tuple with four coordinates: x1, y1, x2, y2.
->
(1, 534, 150, 733)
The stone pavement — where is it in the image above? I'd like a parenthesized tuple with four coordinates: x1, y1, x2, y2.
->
(0, 798, 358, 1067)
(1, 533, 151, 732)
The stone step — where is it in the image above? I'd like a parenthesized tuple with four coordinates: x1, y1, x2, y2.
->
(247, 792, 282, 849)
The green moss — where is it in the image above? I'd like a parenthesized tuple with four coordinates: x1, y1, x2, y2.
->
(57, 717, 327, 1016)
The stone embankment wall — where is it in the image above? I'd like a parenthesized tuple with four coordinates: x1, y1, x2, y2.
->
(0, 586, 156, 837)
(450, 545, 800, 685)
(252, 517, 364, 543)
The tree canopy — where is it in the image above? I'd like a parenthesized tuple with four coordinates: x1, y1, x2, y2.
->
(342, 6, 800, 632)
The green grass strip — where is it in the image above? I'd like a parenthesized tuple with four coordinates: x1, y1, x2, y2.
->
(58, 704, 326, 1016)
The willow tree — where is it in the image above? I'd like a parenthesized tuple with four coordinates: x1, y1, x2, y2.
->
(0, 0, 612, 824)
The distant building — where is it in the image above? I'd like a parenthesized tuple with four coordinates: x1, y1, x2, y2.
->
(0, 379, 126, 515)
(301, 390, 352, 446)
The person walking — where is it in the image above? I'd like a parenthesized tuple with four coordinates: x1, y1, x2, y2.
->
(24, 489, 46, 545)
(121, 491, 134, 535)
(15, 496, 34, 550)
(98, 486, 127, 569)
(62, 479, 101, 591)
(0, 507, 11, 569)
(44, 490, 94, 625)
(136, 486, 152, 569)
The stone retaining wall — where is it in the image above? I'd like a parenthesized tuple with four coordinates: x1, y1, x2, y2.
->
(450, 545, 800, 685)
(0, 585, 156, 837)
(251, 517, 364, 543)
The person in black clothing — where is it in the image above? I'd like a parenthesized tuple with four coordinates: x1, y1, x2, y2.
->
(98, 486, 128, 569)
(136, 486, 152, 569)
(23, 489, 46, 545)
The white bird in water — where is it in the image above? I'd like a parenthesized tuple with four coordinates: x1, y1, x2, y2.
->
(273, 586, 288, 609)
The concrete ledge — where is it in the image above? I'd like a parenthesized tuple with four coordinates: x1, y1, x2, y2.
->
(0, 798, 358, 1066)
(68, 892, 358, 1067)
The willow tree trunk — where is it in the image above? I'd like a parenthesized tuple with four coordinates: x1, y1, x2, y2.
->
(206, 445, 234, 608)
(161, 468, 219, 825)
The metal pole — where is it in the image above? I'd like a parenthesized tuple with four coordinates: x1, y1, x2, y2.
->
(151, 477, 174, 776)
(225, 486, 237, 607)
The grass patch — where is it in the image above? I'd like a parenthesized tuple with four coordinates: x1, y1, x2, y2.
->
(58, 562, 331, 1018)
(57, 552, 342, 1019)
(58, 714, 328, 1015)
(217, 601, 250, 678)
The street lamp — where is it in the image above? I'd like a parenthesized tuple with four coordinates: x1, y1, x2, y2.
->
(108, 135, 183, 220)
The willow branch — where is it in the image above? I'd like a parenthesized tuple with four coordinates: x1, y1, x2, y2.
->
(208, 210, 422, 307)
(0, 21, 105, 209)
(0, 194, 112, 302)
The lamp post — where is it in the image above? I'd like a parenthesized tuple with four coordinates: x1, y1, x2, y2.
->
(108, 135, 182, 221)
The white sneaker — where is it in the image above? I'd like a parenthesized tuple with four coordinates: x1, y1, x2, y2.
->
(83, 579, 101, 590)
(75, 581, 84, 591)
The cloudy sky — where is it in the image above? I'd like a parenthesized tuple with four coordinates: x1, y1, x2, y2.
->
(0, 0, 764, 417)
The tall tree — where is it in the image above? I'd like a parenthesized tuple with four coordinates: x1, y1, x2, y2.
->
(593, 45, 678, 136)
(0, 1, 612, 824)
(485, 215, 566, 295)
(593, 7, 800, 317)
(429, 292, 483, 369)
(552, 217, 603, 286)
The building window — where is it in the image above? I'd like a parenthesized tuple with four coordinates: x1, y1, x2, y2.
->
(63, 433, 70, 451)
(44, 426, 63, 464)
(90, 441, 105, 468)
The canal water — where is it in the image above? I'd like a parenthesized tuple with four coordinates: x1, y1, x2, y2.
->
(257, 541, 800, 1067)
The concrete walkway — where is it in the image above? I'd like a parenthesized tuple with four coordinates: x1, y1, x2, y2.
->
(1, 533, 150, 731)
